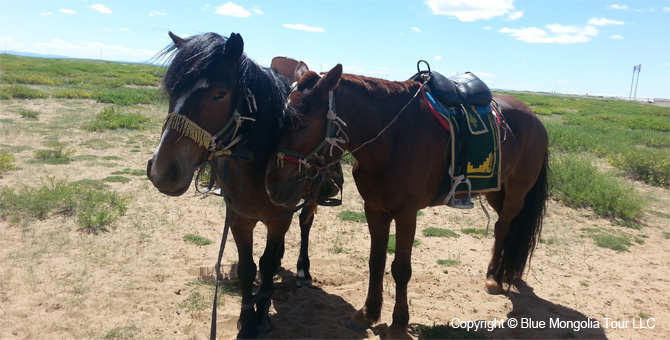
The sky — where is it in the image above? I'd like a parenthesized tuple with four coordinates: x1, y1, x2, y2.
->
(1, 0, 669, 99)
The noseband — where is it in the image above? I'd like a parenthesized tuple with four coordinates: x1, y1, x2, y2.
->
(162, 87, 258, 163)
(274, 91, 348, 176)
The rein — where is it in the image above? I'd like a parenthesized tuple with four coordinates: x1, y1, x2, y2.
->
(274, 81, 426, 173)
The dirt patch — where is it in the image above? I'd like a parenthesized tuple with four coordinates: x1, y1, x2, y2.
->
(1, 99, 669, 339)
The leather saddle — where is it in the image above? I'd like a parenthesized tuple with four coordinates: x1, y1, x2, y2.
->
(413, 71, 492, 107)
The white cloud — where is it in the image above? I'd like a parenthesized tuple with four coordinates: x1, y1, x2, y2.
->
(426, 0, 515, 21)
(215, 2, 251, 17)
(282, 23, 325, 33)
(60, 9, 76, 15)
(507, 11, 523, 21)
(149, 11, 167, 17)
(500, 24, 599, 44)
(588, 17, 624, 26)
(120, 28, 131, 31)
(251, 6, 263, 15)
(434, 56, 443, 60)
(663, 7, 670, 12)
(609, 35, 624, 39)
(40, 12, 53, 16)
(411, 27, 422, 33)
(608, 4, 629, 10)
(91, 4, 112, 14)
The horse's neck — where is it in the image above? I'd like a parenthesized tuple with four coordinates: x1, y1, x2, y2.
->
(218, 68, 288, 199)
(338, 80, 419, 169)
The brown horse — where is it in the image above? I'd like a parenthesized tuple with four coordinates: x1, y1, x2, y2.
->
(266, 64, 549, 339)
(146, 32, 319, 339)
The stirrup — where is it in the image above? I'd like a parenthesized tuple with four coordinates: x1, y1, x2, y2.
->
(444, 175, 474, 209)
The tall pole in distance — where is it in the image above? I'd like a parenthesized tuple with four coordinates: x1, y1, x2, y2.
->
(633, 64, 641, 100)
(629, 65, 636, 100)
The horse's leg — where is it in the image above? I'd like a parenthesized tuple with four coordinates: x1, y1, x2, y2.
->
(227, 213, 259, 339)
(255, 216, 293, 332)
(347, 204, 392, 331)
(386, 210, 416, 340)
(484, 180, 528, 294)
(296, 200, 318, 287)
(483, 189, 508, 294)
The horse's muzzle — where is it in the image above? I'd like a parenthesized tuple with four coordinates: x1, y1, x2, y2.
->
(146, 157, 191, 196)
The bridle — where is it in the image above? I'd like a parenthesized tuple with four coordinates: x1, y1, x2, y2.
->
(162, 86, 258, 165)
(274, 90, 349, 177)
(274, 80, 426, 177)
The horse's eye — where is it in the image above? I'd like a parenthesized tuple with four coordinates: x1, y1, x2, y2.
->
(213, 91, 226, 100)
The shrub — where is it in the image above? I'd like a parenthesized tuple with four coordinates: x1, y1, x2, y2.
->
(86, 106, 150, 131)
(0, 177, 129, 233)
(550, 154, 644, 220)
(0, 84, 48, 99)
(33, 143, 75, 164)
(609, 149, 670, 187)
(0, 151, 18, 175)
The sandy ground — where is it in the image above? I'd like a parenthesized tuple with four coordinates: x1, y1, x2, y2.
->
(1, 98, 669, 340)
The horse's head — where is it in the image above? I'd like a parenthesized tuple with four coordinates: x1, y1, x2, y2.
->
(147, 32, 246, 196)
(266, 64, 344, 207)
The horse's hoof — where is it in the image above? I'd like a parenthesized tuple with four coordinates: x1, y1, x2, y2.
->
(346, 309, 373, 331)
(296, 278, 313, 288)
(485, 278, 505, 295)
(384, 324, 413, 340)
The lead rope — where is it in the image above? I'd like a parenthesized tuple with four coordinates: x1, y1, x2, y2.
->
(210, 213, 232, 340)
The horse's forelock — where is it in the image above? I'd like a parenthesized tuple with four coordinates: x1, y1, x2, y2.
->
(160, 33, 228, 96)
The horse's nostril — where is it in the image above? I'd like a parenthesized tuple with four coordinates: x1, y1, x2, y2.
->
(146, 159, 154, 177)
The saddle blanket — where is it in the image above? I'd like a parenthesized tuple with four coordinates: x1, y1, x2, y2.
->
(422, 88, 501, 193)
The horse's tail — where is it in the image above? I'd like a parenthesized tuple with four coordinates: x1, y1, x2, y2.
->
(499, 151, 549, 286)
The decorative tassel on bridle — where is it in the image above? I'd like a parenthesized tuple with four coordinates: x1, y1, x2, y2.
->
(163, 113, 214, 149)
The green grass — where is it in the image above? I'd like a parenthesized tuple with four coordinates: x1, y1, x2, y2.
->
(0, 177, 129, 233)
(437, 259, 461, 266)
(0, 151, 18, 175)
(0, 54, 164, 105)
(102, 176, 131, 183)
(0, 84, 48, 99)
(550, 154, 644, 220)
(581, 228, 633, 252)
(422, 227, 459, 238)
(112, 168, 146, 176)
(33, 143, 75, 164)
(183, 234, 214, 246)
(103, 325, 139, 340)
(612, 220, 643, 230)
(86, 106, 150, 131)
(663, 232, 670, 239)
(337, 210, 367, 223)
(19, 109, 40, 119)
(387, 234, 421, 254)
(461, 228, 489, 236)
(513, 91, 670, 188)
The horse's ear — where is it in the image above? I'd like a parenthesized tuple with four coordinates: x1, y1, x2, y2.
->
(224, 33, 244, 61)
(317, 64, 343, 93)
(294, 61, 309, 83)
(168, 31, 186, 49)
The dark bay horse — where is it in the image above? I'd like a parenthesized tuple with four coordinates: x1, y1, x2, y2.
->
(265, 64, 549, 339)
(146, 32, 317, 339)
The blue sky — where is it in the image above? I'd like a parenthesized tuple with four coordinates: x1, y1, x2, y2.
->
(1, 0, 669, 99)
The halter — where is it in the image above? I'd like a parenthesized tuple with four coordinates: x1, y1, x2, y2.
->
(162, 87, 258, 162)
(274, 90, 348, 175)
